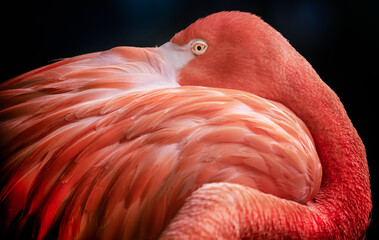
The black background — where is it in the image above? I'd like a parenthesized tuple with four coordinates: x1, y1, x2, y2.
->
(1, 0, 378, 238)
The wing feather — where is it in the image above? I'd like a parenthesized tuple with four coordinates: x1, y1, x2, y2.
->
(0, 46, 320, 239)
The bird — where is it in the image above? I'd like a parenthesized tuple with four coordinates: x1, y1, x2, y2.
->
(0, 11, 371, 240)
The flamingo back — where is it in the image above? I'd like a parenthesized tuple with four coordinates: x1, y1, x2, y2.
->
(0, 47, 321, 239)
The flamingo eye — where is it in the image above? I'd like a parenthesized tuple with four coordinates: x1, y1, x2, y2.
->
(191, 40, 207, 55)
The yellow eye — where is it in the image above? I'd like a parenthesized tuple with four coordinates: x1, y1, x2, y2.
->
(191, 40, 207, 55)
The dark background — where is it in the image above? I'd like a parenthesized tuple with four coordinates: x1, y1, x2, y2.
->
(1, 0, 378, 238)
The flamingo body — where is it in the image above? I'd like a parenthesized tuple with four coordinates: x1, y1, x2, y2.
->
(0, 11, 371, 240)
(1, 46, 320, 239)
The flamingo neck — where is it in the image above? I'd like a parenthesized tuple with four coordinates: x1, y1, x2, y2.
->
(175, 46, 371, 237)
(280, 61, 371, 237)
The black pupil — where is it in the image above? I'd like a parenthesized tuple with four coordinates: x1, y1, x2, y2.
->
(196, 45, 202, 51)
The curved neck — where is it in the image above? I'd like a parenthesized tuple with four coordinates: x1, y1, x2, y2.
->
(160, 82, 371, 239)
(281, 60, 372, 237)
(161, 56, 372, 239)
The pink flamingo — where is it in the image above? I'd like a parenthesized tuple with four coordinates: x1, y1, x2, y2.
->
(0, 11, 371, 239)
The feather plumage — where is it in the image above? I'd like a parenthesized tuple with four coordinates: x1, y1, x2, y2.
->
(0, 46, 320, 239)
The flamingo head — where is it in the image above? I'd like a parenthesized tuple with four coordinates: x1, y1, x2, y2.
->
(160, 11, 313, 104)
(159, 11, 325, 128)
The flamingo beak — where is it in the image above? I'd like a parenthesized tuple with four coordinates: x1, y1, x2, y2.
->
(159, 41, 195, 70)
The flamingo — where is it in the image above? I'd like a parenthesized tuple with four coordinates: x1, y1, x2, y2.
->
(0, 11, 371, 239)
